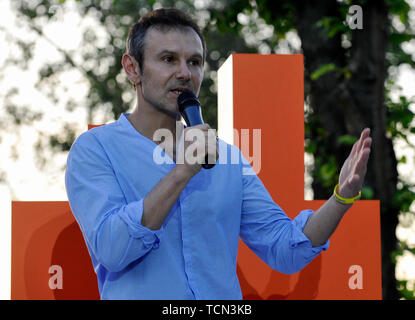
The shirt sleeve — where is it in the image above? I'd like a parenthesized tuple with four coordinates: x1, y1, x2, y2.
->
(240, 158, 329, 275)
(65, 132, 163, 273)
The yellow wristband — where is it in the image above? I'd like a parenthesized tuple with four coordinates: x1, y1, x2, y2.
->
(333, 184, 361, 204)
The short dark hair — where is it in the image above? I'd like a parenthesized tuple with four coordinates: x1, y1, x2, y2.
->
(126, 8, 206, 74)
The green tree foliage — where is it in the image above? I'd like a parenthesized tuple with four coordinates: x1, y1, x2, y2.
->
(8, 0, 256, 152)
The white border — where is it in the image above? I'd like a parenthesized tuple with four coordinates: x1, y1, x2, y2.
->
(217, 55, 234, 145)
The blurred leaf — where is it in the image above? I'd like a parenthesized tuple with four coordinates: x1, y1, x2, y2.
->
(386, 0, 411, 25)
(315, 156, 339, 188)
(361, 186, 375, 199)
(392, 184, 415, 213)
(398, 155, 407, 164)
(397, 280, 415, 300)
(337, 135, 358, 146)
(310, 63, 336, 80)
(386, 94, 415, 138)
(389, 32, 415, 45)
(315, 16, 349, 38)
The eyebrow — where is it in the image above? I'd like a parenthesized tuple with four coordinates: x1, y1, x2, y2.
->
(157, 50, 203, 61)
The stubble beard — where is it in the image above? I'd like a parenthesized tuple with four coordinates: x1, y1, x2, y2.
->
(140, 85, 181, 121)
(147, 96, 181, 120)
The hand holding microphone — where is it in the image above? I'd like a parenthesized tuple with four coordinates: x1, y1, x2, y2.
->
(177, 91, 218, 171)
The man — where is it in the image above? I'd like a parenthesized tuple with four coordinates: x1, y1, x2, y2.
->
(65, 8, 372, 300)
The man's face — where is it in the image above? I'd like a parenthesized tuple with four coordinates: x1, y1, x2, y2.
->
(137, 26, 204, 118)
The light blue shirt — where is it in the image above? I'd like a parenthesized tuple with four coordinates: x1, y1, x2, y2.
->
(65, 113, 329, 300)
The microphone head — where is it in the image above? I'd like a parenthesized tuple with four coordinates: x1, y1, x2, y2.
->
(177, 90, 200, 114)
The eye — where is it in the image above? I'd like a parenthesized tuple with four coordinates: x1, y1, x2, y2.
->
(189, 59, 201, 67)
(162, 56, 174, 63)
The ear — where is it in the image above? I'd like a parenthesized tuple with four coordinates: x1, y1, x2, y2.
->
(122, 54, 142, 86)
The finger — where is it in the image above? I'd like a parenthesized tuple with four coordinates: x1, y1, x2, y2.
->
(353, 128, 370, 159)
(350, 140, 369, 172)
(186, 124, 210, 132)
(360, 128, 371, 147)
(348, 173, 362, 190)
(354, 148, 370, 178)
(205, 133, 218, 150)
(350, 139, 359, 158)
(199, 123, 211, 130)
(356, 129, 366, 152)
(205, 142, 218, 164)
(207, 128, 217, 139)
(363, 137, 372, 150)
(361, 127, 370, 136)
(360, 136, 372, 158)
(360, 127, 370, 139)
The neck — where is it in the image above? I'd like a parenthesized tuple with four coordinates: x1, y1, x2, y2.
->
(128, 106, 184, 162)
(128, 98, 185, 143)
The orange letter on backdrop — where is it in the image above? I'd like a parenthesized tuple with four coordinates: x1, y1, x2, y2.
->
(11, 54, 381, 299)
(218, 54, 381, 299)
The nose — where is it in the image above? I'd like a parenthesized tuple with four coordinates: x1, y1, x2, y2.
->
(175, 60, 192, 81)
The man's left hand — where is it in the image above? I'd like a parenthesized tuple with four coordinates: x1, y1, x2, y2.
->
(337, 128, 372, 198)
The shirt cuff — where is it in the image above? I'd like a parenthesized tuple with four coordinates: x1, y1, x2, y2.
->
(289, 209, 329, 253)
(118, 199, 164, 250)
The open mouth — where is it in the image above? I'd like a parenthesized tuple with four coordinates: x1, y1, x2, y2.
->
(169, 88, 191, 97)
(170, 90, 183, 97)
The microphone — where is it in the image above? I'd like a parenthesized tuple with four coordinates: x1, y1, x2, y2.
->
(177, 91, 216, 169)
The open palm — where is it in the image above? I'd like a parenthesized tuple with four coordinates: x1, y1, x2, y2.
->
(337, 128, 372, 199)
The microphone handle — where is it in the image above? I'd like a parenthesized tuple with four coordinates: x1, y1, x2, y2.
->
(182, 105, 216, 169)
(202, 162, 215, 169)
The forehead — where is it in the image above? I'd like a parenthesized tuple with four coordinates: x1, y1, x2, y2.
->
(144, 26, 203, 57)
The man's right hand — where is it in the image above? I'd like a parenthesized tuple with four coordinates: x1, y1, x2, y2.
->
(175, 123, 219, 178)
(142, 124, 218, 230)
